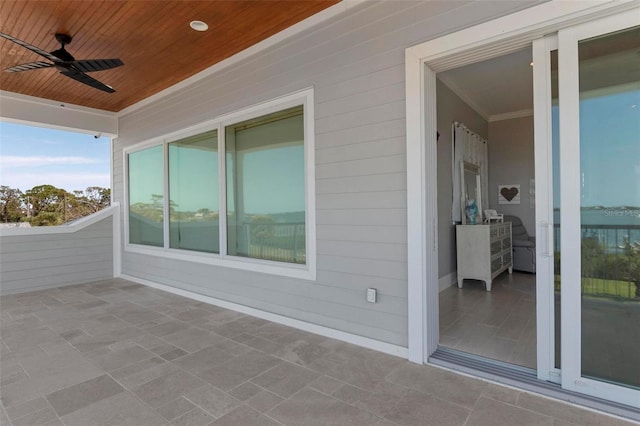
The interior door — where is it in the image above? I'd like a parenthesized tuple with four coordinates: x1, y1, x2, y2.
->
(558, 13, 640, 407)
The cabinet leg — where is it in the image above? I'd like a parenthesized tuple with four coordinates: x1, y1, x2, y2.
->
(508, 266, 513, 274)
(457, 278, 463, 289)
(486, 279, 492, 292)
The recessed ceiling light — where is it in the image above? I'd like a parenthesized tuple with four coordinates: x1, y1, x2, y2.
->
(190, 20, 208, 32)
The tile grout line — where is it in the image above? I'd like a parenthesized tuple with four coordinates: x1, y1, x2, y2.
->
(462, 390, 486, 426)
(4, 280, 636, 426)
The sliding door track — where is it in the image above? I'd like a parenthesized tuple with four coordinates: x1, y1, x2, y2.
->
(429, 347, 640, 422)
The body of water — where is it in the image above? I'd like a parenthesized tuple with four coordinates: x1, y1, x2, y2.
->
(554, 208, 640, 251)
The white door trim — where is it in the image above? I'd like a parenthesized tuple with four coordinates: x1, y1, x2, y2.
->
(404, 0, 639, 364)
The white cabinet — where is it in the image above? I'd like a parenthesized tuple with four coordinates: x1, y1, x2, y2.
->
(456, 222, 512, 291)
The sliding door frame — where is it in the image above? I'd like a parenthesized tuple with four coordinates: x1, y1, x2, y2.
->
(558, 11, 640, 407)
(532, 34, 560, 383)
(405, 0, 639, 408)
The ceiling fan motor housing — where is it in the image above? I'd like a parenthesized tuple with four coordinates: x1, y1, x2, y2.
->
(54, 33, 72, 46)
(51, 34, 75, 62)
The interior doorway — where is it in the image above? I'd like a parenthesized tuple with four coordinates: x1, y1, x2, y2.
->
(434, 48, 538, 370)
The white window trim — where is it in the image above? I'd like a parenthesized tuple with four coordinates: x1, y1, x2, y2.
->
(123, 88, 316, 280)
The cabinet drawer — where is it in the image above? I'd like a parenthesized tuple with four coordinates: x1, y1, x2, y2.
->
(491, 258, 502, 273)
(491, 240, 502, 254)
(503, 252, 512, 264)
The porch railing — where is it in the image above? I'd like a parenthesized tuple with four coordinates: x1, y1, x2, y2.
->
(553, 223, 640, 300)
(237, 222, 306, 264)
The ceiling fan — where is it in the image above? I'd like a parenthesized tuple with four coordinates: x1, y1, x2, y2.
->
(0, 32, 123, 93)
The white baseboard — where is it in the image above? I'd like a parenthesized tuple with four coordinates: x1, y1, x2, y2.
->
(439, 271, 457, 292)
(0, 276, 113, 296)
(120, 274, 408, 359)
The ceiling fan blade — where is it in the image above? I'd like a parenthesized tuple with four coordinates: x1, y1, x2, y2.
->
(60, 69, 115, 93)
(68, 58, 124, 73)
(5, 61, 54, 73)
(0, 32, 61, 63)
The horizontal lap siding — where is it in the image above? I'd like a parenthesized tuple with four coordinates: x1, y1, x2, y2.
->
(116, 1, 540, 347)
(122, 253, 405, 344)
(0, 217, 113, 295)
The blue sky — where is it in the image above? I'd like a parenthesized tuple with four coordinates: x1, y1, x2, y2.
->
(578, 89, 639, 207)
(131, 143, 305, 214)
(0, 121, 110, 192)
(552, 88, 640, 208)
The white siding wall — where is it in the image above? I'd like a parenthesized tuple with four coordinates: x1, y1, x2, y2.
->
(115, 1, 540, 347)
(0, 217, 113, 295)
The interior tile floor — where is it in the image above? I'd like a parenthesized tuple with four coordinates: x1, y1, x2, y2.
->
(1, 279, 635, 426)
(439, 272, 537, 369)
(440, 270, 640, 390)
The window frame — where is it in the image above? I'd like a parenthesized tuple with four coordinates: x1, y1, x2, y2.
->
(123, 88, 316, 280)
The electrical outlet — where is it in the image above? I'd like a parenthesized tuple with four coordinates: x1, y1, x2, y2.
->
(366, 288, 377, 303)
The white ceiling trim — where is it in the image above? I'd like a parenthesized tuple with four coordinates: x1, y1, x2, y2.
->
(117, 0, 366, 117)
(489, 109, 534, 122)
(0, 90, 118, 136)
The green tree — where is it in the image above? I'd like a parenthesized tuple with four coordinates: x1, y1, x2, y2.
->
(250, 215, 276, 240)
(0, 186, 25, 222)
(581, 235, 603, 279)
(28, 211, 62, 226)
(21, 185, 111, 226)
(24, 185, 68, 224)
(71, 187, 111, 219)
(82, 186, 111, 211)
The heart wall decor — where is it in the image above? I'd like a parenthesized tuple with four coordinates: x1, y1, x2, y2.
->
(498, 184, 521, 204)
(501, 187, 518, 201)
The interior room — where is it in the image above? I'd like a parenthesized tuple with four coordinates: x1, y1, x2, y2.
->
(435, 48, 538, 369)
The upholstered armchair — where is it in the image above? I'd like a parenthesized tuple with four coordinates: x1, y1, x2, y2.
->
(504, 215, 536, 273)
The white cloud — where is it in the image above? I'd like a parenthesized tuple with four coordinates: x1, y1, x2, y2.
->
(0, 156, 101, 168)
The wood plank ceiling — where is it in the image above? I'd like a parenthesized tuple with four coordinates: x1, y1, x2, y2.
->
(0, 0, 339, 112)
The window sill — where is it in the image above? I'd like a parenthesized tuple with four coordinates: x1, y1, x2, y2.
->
(124, 244, 316, 280)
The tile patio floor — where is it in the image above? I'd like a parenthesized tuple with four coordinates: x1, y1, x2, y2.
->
(0, 279, 636, 426)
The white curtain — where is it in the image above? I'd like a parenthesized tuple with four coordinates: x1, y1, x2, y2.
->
(452, 122, 488, 222)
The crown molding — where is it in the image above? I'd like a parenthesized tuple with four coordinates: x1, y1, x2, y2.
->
(489, 109, 533, 122)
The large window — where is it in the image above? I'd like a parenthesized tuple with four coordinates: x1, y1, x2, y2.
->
(125, 90, 314, 278)
(169, 131, 219, 253)
(226, 107, 305, 264)
(128, 145, 164, 246)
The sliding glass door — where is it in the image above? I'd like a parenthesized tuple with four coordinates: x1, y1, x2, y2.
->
(536, 11, 639, 407)
(558, 15, 639, 407)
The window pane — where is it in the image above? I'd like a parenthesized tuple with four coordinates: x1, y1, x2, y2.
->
(128, 146, 164, 246)
(578, 27, 640, 389)
(226, 106, 306, 264)
(169, 131, 219, 253)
